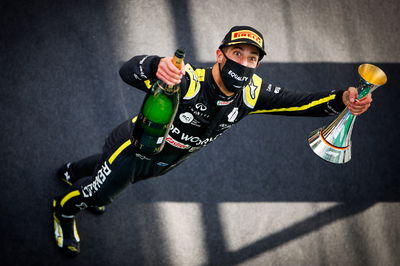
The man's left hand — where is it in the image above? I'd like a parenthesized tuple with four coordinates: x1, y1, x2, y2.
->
(342, 87, 372, 115)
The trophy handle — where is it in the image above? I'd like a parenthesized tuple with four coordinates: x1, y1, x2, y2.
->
(308, 64, 387, 164)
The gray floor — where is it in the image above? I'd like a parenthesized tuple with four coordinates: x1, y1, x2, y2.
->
(1, 0, 399, 265)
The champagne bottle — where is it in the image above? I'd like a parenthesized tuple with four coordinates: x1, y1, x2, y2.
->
(132, 49, 185, 155)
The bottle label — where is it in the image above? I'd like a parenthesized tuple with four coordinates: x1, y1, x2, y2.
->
(156, 137, 164, 144)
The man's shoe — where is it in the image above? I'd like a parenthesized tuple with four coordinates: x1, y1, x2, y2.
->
(53, 210, 80, 256)
(57, 163, 106, 215)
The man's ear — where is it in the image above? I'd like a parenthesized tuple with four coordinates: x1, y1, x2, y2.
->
(216, 49, 224, 64)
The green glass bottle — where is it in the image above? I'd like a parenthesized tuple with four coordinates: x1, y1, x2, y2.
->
(132, 49, 185, 155)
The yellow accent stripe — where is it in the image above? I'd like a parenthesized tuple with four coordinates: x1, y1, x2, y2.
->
(53, 213, 63, 247)
(73, 220, 80, 241)
(183, 64, 201, 100)
(132, 116, 137, 123)
(250, 94, 336, 114)
(108, 139, 132, 165)
(60, 190, 80, 207)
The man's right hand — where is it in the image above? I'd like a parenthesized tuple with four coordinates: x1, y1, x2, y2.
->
(156, 57, 186, 86)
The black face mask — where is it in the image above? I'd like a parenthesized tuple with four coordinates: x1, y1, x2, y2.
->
(219, 51, 256, 94)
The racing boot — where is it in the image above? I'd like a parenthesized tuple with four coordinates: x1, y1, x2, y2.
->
(57, 162, 106, 215)
(53, 206, 80, 256)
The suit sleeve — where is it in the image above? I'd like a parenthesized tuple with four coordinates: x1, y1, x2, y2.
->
(250, 83, 346, 117)
(119, 55, 189, 96)
(119, 55, 162, 92)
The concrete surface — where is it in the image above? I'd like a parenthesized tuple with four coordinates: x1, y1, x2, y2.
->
(1, 0, 399, 265)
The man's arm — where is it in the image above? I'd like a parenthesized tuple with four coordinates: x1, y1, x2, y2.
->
(251, 83, 346, 116)
(251, 83, 372, 116)
(119, 55, 186, 92)
(119, 55, 162, 92)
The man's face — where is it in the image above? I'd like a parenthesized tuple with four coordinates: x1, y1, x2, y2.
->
(218, 44, 260, 69)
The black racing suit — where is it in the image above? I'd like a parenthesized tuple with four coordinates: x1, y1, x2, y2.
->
(54, 55, 345, 215)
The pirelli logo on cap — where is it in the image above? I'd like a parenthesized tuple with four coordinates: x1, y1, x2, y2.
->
(231, 30, 263, 47)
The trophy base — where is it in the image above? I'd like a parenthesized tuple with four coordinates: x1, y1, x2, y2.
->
(308, 129, 351, 164)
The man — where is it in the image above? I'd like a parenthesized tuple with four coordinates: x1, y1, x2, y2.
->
(52, 26, 372, 255)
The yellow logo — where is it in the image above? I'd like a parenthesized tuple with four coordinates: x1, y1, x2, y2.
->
(231, 30, 263, 47)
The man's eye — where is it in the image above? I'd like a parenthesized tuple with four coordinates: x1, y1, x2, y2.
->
(233, 51, 240, 56)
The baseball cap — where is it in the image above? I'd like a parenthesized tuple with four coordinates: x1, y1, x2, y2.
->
(219, 26, 267, 60)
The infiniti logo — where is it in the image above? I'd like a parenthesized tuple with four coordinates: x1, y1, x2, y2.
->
(195, 103, 207, 111)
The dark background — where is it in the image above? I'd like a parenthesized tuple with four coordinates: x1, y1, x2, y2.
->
(1, 1, 399, 265)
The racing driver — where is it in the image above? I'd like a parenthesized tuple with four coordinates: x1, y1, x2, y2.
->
(52, 26, 372, 255)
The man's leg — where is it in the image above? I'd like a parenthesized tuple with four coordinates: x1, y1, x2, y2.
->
(57, 154, 107, 214)
(53, 137, 136, 255)
(57, 154, 102, 185)
(52, 119, 139, 255)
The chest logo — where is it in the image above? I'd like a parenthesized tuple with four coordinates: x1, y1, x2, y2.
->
(195, 103, 207, 111)
(249, 79, 258, 99)
(217, 100, 233, 106)
(179, 112, 194, 123)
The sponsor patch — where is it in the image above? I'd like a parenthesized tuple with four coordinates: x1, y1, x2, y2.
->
(166, 136, 190, 149)
(228, 70, 248, 82)
(195, 103, 207, 111)
(190, 119, 201, 127)
(248, 79, 257, 99)
(82, 161, 111, 198)
(170, 125, 221, 147)
(179, 112, 194, 123)
(189, 106, 210, 118)
(231, 30, 263, 47)
(217, 100, 233, 106)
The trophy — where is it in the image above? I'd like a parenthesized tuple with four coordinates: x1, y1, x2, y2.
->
(308, 64, 387, 164)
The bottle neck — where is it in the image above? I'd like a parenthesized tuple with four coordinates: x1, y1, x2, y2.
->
(156, 80, 180, 94)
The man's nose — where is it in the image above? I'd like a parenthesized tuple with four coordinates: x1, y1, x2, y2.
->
(238, 57, 248, 67)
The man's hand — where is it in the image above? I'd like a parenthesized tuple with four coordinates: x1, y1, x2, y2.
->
(342, 87, 372, 115)
(156, 57, 186, 86)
